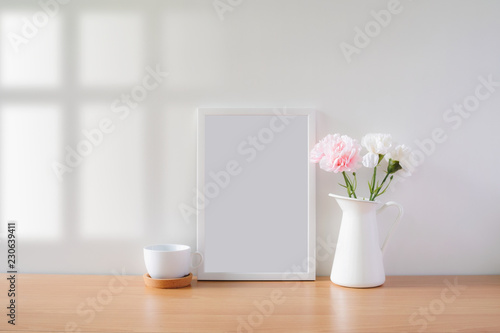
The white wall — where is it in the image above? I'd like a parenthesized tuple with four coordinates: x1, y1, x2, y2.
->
(0, 0, 499, 276)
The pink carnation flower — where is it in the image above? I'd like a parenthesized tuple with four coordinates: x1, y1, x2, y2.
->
(310, 134, 361, 173)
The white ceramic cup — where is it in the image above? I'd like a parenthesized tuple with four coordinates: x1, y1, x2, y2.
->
(144, 244, 203, 280)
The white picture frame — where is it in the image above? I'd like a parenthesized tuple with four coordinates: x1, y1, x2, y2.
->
(197, 108, 316, 280)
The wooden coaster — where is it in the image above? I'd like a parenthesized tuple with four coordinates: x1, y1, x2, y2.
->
(143, 273, 193, 289)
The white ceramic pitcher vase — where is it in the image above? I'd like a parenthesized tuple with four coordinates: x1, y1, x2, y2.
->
(329, 194, 404, 288)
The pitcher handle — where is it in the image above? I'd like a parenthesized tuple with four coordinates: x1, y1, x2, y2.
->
(377, 201, 404, 253)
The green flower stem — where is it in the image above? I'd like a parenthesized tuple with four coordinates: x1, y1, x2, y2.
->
(369, 154, 395, 201)
(353, 172, 358, 193)
(369, 166, 377, 200)
(342, 171, 357, 199)
(375, 175, 393, 198)
(371, 172, 391, 201)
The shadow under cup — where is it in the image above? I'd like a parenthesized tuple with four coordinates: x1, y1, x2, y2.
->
(144, 244, 202, 279)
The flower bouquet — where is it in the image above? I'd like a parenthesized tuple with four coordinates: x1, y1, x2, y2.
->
(310, 133, 411, 201)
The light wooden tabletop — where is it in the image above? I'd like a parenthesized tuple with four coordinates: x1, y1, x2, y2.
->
(1, 274, 499, 332)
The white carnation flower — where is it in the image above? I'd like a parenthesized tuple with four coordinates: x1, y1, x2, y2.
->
(361, 133, 393, 155)
(385, 144, 413, 175)
(362, 152, 379, 168)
